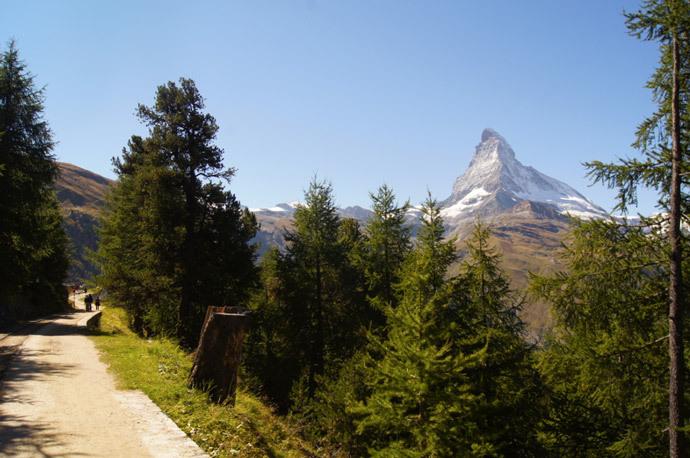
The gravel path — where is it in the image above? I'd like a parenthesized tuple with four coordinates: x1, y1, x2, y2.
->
(0, 297, 207, 457)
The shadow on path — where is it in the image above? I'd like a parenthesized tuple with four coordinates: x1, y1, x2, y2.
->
(0, 315, 85, 457)
(0, 412, 88, 458)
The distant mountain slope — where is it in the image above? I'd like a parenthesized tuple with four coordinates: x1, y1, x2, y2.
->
(250, 202, 374, 255)
(56, 162, 111, 216)
(252, 129, 609, 336)
(55, 162, 112, 281)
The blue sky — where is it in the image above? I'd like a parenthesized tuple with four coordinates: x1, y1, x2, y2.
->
(3, 0, 661, 214)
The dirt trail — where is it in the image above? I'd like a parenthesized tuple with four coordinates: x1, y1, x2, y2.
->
(0, 296, 206, 457)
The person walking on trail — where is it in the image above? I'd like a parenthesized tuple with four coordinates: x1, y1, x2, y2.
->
(85, 294, 93, 312)
(95, 296, 101, 311)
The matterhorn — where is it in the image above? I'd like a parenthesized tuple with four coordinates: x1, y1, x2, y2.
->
(438, 128, 607, 228)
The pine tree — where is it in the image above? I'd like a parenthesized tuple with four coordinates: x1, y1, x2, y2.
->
(284, 178, 341, 397)
(247, 179, 377, 412)
(243, 247, 301, 411)
(0, 40, 68, 318)
(97, 79, 257, 343)
(134, 78, 248, 346)
(586, 2, 690, 453)
(354, 195, 477, 457)
(456, 223, 543, 456)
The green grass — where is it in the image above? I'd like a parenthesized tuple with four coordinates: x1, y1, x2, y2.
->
(90, 306, 315, 458)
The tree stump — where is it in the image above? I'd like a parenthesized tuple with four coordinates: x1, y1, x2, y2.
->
(188, 306, 250, 405)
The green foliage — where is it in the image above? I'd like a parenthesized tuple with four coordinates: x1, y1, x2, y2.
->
(362, 184, 411, 312)
(0, 40, 68, 319)
(580, 3, 690, 455)
(531, 219, 676, 456)
(353, 199, 542, 457)
(243, 247, 302, 410)
(97, 79, 257, 343)
(245, 179, 375, 413)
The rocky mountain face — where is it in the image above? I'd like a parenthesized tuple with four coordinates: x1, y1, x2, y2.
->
(55, 162, 112, 281)
(439, 128, 607, 225)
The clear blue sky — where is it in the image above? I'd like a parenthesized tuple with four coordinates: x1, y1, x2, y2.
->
(3, 0, 661, 214)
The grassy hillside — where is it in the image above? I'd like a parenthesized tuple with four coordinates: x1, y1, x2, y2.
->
(55, 162, 112, 282)
(91, 306, 316, 457)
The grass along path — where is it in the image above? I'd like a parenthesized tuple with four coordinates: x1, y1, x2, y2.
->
(90, 306, 315, 458)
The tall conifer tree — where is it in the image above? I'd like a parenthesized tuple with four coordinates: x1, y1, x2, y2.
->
(532, 219, 671, 456)
(98, 79, 257, 343)
(0, 40, 68, 317)
(586, 2, 690, 453)
(363, 184, 411, 312)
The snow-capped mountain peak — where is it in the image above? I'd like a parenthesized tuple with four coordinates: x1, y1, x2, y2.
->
(440, 129, 607, 221)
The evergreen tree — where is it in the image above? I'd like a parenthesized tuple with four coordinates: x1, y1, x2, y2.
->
(244, 247, 301, 410)
(363, 184, 411, 313)
(246, 179, 375, 412)
(283, 178, 341, 398)
(531, 219, 673, 457)
(0, 40, 68, 318)
(456, 224, 543, 457)
(586, 2, 690, 453)
(354, 204, 541, 456)
(354, 195, 476, 457)
(278, 179, 371, 403)
(98, 79, 257, 342)
(136, 78, 249, 346)
(97, 136, 183, 334)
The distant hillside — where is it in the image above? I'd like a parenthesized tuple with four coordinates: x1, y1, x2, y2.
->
(55, 162, 112, 282)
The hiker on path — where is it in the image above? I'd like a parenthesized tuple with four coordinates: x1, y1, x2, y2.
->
(95, 296, 101, 311)
(85, 294, 93, 312)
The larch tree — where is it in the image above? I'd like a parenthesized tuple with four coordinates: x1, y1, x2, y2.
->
(586, 1, 690, 454)
(363, 184, 411, 313)
(531, 219, 672, 456)
(281, 178, 342, 398)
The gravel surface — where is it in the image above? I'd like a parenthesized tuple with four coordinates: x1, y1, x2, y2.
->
(0, 297, 207, 458)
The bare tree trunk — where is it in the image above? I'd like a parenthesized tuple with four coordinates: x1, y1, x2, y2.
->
(189, 306, 250, 405)
(669, 32, 685, 458)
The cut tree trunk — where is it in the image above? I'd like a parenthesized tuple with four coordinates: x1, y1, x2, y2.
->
(188, 306, 250, 405)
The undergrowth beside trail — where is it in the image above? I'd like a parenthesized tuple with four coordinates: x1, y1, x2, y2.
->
(90, 306, 315, 458)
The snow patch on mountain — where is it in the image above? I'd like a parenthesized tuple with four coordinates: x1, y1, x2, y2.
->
(251, 128, 609, 240)
(251, 202, 373, 221)
(440, 187, 491, 218)
(250, 201, 302, 214)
